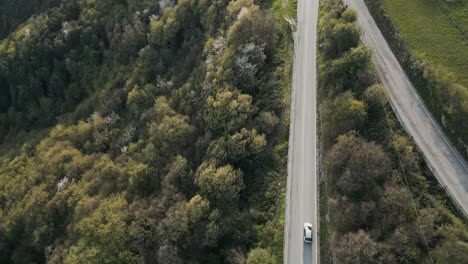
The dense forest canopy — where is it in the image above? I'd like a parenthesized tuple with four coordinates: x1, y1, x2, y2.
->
(0, 0, 290, 263)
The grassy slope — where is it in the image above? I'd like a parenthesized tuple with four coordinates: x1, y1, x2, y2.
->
(382, 0, 468, 85)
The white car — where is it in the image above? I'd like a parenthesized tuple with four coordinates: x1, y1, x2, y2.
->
(303, 222, 312, 243)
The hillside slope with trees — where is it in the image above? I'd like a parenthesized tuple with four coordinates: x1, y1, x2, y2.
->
(0, 0, 292, 263)
(318, 1, 468, 263)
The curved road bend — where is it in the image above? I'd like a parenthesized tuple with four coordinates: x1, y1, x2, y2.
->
(284, 0, 319, 263)
(343, 0, 468, 216)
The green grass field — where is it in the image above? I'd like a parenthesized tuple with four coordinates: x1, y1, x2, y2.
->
(382, 0, 468, 85)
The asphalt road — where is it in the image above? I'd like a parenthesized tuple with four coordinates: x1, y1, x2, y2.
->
(343, 0, 468, 216)
(284, 0, 319, 263)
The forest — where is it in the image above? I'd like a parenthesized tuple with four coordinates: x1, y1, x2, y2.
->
(0, 0, 291, 263)
(318, 1, 468, 263)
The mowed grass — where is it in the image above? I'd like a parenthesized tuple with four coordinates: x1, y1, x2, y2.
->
(382, 0, 468, 85)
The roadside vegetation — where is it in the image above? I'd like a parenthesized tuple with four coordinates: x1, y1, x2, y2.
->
(364, 0, 468, 161)
(0, 0, 292, 263)
(318, 1, 468, 263)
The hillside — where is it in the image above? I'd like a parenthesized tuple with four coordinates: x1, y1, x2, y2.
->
(0, 0, 292, 263)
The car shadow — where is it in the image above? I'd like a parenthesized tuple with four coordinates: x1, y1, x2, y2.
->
(303, 241, 312, 264)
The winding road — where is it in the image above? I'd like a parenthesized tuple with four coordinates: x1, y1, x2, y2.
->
(343, 0, 468, 216)
(284, 0, 319, 263)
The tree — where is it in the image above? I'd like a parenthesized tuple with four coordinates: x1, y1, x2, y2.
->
(186, 195, 210, 224)
(80, 155, 125, 197)
(152, 96, 176, 122)
(376, 182, 414, 236)
(108, 20, 146, 64)
(196, 162, 244, 203)
(325, 22, 360, 58)
(341, 9, 357, 23)
(420, 210, 440, 242)
(127, 159, 155, 196)
(232, 42, 266, 93)
(161, 155, 191, 193)
(207, 128, 266, 164)
(246, 248, 275, 264)
(224, 4, 278, 93)
(127, 84, 157, 116)
(204, 220, 220, 247)
(226, 0, 255, 25)
(255, 111, 279, 134)
(128, 199, 159, 262)
(64, 195, 137, 264)
(227, 5, 278, 55)
(363, 84, 387, 108)
(423, 65, 468, 147)
(333, 230, 380, 264)
(203, 89, 255, 133)
(149, 114, 195, 153)
(386, 226, 421, 264)
(158, 244, 183, 264)
(433, 226, 468, 264)
(328, 196, 375, 233)
(320, 6, 359, 59)
(321, 45, 374, 94)
(158, 202, 189, 245)
(392, 135, 419, 174)
(159, 0, 175, 11)
(226, 247, 246, 264)
(326, 134, 391, 199)
(320, 91, 367, 146)
(204, 36, 227, 81)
